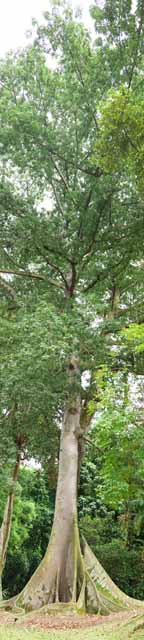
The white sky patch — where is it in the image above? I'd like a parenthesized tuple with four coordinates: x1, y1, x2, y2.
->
(22, 457, 41, 469)
(81, 370, 91, 389)
(0, 0, 138, 57)
(0, 0, 93, 57)
(128, 374, 144, 409)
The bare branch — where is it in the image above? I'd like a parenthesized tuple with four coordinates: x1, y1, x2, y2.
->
(44, 258, 69, 290)
(52, 159, 70, 192)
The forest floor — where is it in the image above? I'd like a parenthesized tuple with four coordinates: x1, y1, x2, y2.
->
(0, 609, 144, 639)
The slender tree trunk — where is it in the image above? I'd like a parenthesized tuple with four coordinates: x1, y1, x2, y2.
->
(0, 456, 20, 598)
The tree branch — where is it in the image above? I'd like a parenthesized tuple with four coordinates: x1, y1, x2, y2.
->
(51, 181, 64, 217)
(81, 189, 118, 269)
(43, 243, 74, 266)
(35, 243, 68, 287)
(52, 159, 70, 192)
(0, 268, 64, 290)
(83, 273, 101, 293)
(44, 257, 69, 290)
(83, 436, 102, 454)
(77, 189, 93, 239)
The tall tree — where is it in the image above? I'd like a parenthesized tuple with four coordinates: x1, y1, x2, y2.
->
(0, 454, 20, 599)
(0, 0, 144, 614)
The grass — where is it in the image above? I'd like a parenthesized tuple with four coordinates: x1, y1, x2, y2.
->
(1, 610, 144, 640)
(0, 620, 144, 640)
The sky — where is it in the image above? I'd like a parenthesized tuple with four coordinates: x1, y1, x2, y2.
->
(0, 0, 137, 57)
(0, 0, 93, 57)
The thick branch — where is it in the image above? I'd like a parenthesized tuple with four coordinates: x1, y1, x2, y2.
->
(0, 268, 64, 290)
(69, 262, 77, 296)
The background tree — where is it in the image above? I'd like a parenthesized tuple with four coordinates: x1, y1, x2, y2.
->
(1, 468, 55, 598)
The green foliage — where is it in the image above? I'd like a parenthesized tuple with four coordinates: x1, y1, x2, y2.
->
(122, 323, 144, 354)
(88, 372, 144, 508)
(97, 541, 144, 600)
(93, 87, 144, 198)
(1, 468, 54, 597)
(79, 515, 144, 599)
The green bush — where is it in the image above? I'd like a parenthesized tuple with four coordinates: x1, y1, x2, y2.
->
(80, 516, 144, 599)
(96, 541, 144, 599)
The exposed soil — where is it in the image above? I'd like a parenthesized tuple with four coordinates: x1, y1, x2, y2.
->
(0, 608, 143, 631)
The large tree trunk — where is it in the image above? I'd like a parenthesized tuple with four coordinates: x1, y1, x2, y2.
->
(11, 391, 84, 612)
(0, 456, 20, 598)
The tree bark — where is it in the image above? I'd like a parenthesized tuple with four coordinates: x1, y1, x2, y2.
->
(0, 456, 20, 598)
(13, 390, 84, 612)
